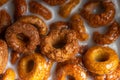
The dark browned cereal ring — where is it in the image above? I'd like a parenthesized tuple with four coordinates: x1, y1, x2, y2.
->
(0, 40, 8, 74)
(0, 10, 11, 34)
(29, 1, 52, 20)
(93, 22, 120, 45)
(0, 0, 8, 6)
(41, 28, 79, 62)
(80, 1, 115, 27)
(5, 22, 40, 54)
(18, 53, 53, 80)
(69, 13, 89, 41)
(59, 0, 80, 18)
(43, 0, 66, 6)
(55, 57, 87, 80)
(17, 15, 48, 36)
(13, 0, 27, 20)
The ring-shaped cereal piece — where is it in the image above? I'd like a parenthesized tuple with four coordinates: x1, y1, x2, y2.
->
(18, 53, 53, 80)
(80, 1, 115, 27)
(5, 22, 40, 54)
(55, 57, 87, 80)
(41, 29, 79, 62)
(0, 40, 8, 74)
(17, 15, 48, 36)
(93, 22, 120, 45)
(83, 46, 119, 75)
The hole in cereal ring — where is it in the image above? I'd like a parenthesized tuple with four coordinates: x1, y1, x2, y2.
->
(66, 75, 75, 80)
(95, 53, 109, 62)
(26, 60, 34, 73)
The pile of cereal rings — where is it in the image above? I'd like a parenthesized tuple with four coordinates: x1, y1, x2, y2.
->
(0, 0, 120, 80)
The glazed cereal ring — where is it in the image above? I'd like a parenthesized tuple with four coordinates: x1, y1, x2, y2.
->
(59, 0, 80, 18)
(18, 53, 53, 80)
(0, 0, 8, 6)
(2, 68, 15, 80)
(29, 1, 52, 20)
(5, 22, 40, 54)
(0, 10, 11, 34)
(69, 13, 89, 41)
(17, 15, 48, 36)
(50, 21, 68, 30)
(55, 57, 87, 80)
(43, 0, 66, 6)
(13, 0, 27, 20)
(83, 46, 119, 75)
(0, 40, 8, 74)
(41, 28, 79, 62)
(80, 1, 115, 27)
(93, 22, 120, 45)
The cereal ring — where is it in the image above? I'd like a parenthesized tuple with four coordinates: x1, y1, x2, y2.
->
(0, 0, 8, 6)
(10, 51, 20, 64)
(0, 40, 8, 74)
(83, 46, 119, 75)
(41, 28, 79, 62)
(13, 0, 27, 20)
(105, 62, 120, 80)
(43, 0, 66, 6)
(18, 53, 53, 80)
(2, 68, 15, 80)
(17, 15, 48, 36)
(93, 22, 120, 45)
(55, 57, 87, 80)
(29, 1, 52, 20)
(59, 0, 80, 18)
(5, 22, 40, 54)
(69, 13, 89, 41)
(0, 10, 11, 34)
(50, 21, 68, 30)
(80, 1, 115, 27)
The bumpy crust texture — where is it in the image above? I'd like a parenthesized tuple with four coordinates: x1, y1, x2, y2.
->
(59, 0, 80, 18)
(93, 22, 120, 45)
(18, 53, 53, 80)
(17, 15, 48, 36)
(0, 10, 11, 34)
(0, 40, 8, 74)
(83, 46, 119, 75)
(13, 0, 27, 20)
(29, 1, 52, 20)
(55, 57, 87, 80)
(5, 22, 40, 54)
(41, 29, 79, 62)
(43, 0, 66, 6)
(0, 0, 8, 6)
(80, 1, 115, 27)
(69, 13, 89, 41)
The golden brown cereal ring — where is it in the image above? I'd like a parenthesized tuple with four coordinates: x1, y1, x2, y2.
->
(59, 0, 80, 18)
(18, 53, 53, 80)
(29, 1, 52, 20)
(0, 0, 8, 6)
(43, 0, 66, 6)
(80, 1, 115, 27)
(55, 57, 87, 80)
(0, 10, 11, 34)
(17, 15, 48, 36)
(69, 13, 89, 41)
(2, 68, 15, 80)
(41, 28, 79, 62)
(10, 51, 20, 64)
(93, 22, 120, 45)
(0, 40, 8, 74)
(83, 46, 119, 75)
(5, 22, 40, 54)
(13, 0, 27, 20)
(50, 21, 68, 30)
